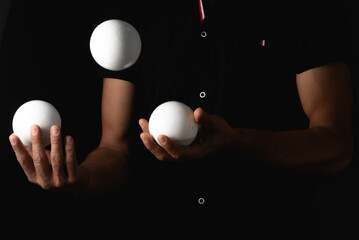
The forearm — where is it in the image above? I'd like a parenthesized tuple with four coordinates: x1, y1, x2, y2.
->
(74, 146, 130, 195)
(231, 126, 353, 174)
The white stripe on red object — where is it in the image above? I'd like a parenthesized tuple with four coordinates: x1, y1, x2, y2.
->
(198, 0, 205, 23)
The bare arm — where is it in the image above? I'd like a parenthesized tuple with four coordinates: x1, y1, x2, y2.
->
(76, 78, 135, 194)
(231, 62, 353, 174)
(140, 62, 353, 174)
(9, 77, 135, 195)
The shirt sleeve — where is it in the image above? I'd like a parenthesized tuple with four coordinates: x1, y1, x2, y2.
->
(295, 1, 352, 74)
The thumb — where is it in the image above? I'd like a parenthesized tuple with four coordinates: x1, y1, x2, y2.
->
(194, 107, 210, 126)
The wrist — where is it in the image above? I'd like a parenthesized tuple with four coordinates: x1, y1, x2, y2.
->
(66, 165, 90, 196)
(224, 127, 239, 151)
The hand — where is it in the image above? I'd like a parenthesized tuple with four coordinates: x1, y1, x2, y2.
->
(9, 125, 78, 191)
(139, 108, 234, 161)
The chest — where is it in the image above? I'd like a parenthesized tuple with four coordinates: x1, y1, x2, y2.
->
(136, 1, 306, 130)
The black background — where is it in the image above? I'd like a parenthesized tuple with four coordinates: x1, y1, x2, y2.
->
(1, 0, 358, 237)
(0, 0, 113, 228)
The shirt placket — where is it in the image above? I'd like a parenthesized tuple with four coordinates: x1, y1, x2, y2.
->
(193, 0, 209, 208)
(198, 0, 209, 108)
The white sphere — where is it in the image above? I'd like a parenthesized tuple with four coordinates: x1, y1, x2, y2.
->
(12, 100, 62, 147)
(149, 101, 198, 146)
(89, 19, 141, 71)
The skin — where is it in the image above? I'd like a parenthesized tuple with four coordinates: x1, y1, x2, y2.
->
(9, 78, 134, 194)
(140, 62, 353, 174)
(9, 61, 353, 194)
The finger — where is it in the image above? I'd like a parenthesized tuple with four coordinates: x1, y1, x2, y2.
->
(194, 107, 209, 125)
(9, 134, 36, 180)
(24, 145, 33, 158)
(31, 125, 51, 187)
(45, 150, 51, 162)
(158, 135, 193, 161)
(50, 125, 66, 187)
(65, 136, 77, 184)
(140, 132, 172, 161)
(139, 118, 149, 133)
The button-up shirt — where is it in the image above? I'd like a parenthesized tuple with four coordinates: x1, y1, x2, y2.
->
(100, 0, 351, 227)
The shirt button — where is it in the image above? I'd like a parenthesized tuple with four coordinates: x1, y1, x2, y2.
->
(199, 91, 206, 98)
(200, 31, 207, 38)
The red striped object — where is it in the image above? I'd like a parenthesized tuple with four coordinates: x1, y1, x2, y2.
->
(198, 0, 205, 23)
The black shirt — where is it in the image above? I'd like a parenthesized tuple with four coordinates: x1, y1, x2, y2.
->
(100, 0, 351, 232)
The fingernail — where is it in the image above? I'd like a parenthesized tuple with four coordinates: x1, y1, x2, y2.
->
(31, 126, 38, 136)
(52, 127, 60, 136)
(66, 136, 73, 144)
(9, 136, 16, 145)
(158, 136, 166, 145)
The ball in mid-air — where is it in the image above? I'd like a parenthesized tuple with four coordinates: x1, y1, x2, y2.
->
(149, 101, 198, 146)
(89, 19, 141, 71)
(12, 100, 62, 147)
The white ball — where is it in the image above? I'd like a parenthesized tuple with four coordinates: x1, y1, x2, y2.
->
(149, 101, 198, 146)
(12, 100, 62, 147)
(89, 19, 141, 71)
